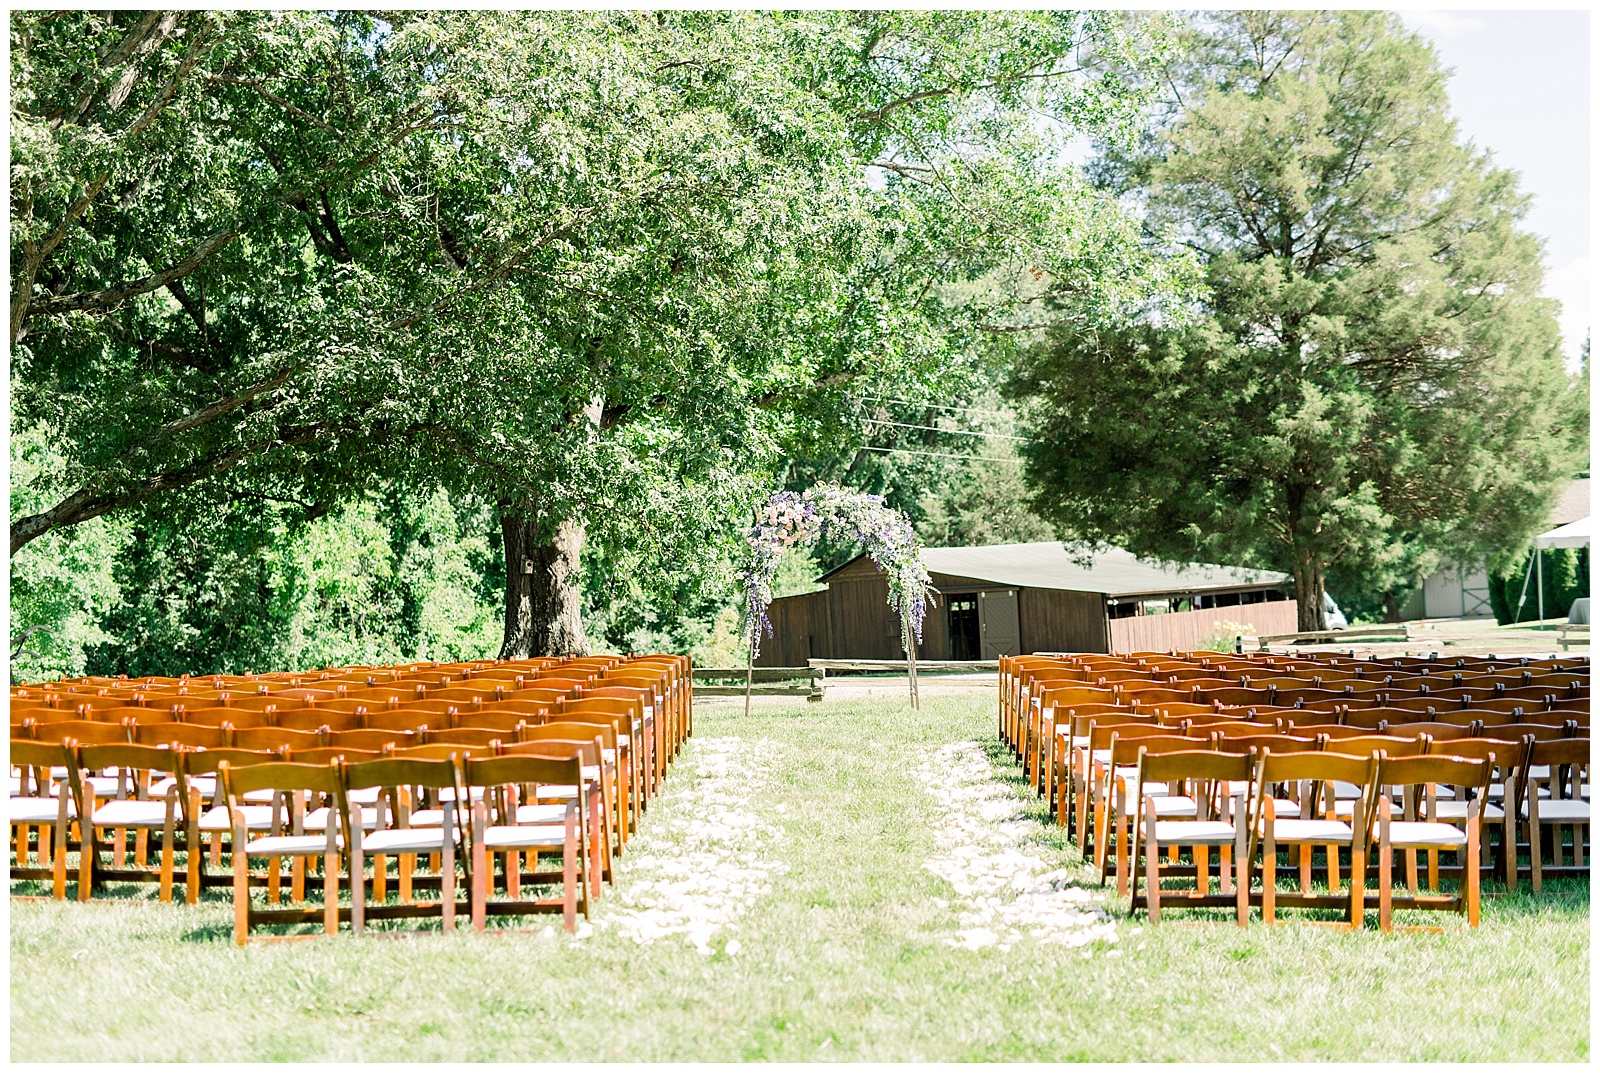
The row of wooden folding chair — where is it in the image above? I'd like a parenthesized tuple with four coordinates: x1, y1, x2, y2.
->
(1121, 735, 1589, 928)
(1124, 746, 1489, 930)
(10, 734, 615, 939)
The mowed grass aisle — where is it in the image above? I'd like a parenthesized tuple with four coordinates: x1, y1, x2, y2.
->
(9, 692, 1589, 1061)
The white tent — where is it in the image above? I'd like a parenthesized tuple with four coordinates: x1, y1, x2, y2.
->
(1535, 516, 1591, 549)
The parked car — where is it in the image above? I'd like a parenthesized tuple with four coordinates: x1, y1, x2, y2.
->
(1324, 592, 1348, 630)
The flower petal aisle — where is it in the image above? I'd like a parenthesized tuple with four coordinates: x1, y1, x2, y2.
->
(916, 741, 1119, 953)
(599, 737, 788, 955)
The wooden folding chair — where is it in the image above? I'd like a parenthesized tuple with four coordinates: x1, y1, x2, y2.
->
(366, 709, 438, 733)
(182, 747, 284, 903)
(1249, 749, 1377, 927)
(498, 738, 611, 896)
(461, 754, 590, 934)
(1129, 749, 1254, 926)
(519, 721, 623, 863)
(74, 743, 192, 902)
(1370, 753, 1493, 930)
(1103, 733, 1203, 895)
(133, 722, 230, 749)
(218, 759, 348, 944)
(550, 706, 643, 833)
(9, 738, 78, 899)
(184, 706, 274, 729)
(343, 757, 464, 934)
(1516, 738, 1590, 891)
(327, 727, 416, 752)
(276, 709, 362, 733)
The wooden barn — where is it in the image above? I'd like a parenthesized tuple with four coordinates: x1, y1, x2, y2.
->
(756, 541, 1297, 664)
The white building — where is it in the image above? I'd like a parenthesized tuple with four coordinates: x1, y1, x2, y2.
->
(1400, 478, 1589, 619)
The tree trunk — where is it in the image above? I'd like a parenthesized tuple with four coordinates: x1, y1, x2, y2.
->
(498, 505, 589, 659)
(1292, 546, 1329, 632)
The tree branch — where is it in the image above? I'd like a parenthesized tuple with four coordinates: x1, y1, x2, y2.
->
(29, 229, 239, 316)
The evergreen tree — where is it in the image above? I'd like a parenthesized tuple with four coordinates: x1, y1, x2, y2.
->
(1011, 11, 1588, 630)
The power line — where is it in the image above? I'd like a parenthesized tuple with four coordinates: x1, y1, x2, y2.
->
(857, 394, 1014, 418)
(856, 445, 1021, 465)
(862, 418, 1029, 442)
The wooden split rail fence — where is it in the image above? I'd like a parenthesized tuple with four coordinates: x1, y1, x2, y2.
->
(692, 660, 1001, 702)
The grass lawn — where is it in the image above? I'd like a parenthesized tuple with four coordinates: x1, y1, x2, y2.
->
(10, 692, 1590, 1061)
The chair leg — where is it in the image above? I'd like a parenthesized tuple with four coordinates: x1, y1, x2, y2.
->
(1466, 823, 1481, 928)
(324, 849, 339, 935)
(400, 853, 413, 903)
(1378, 841, 1393, 932)
(51, 821, 67, 901)
(77, 829, 95, 903)
(1196, 845, 1209, 896)
(1145, 805, 1161, 925)
(1530, 815, 1543, 893)
(563, 809, 578, 934)
(1427, 847, 1439, 892)
(441, 835, 456, 933)
(159, 813, 175, 903)
(1262, 831, 1277, 925)
(373, 854, 387, 904)
(1348, 843, 1365, 929)
(471, 802, 488, 932)
(1115, 806, 1131, 898)
(351, 845, 365, 937)
(1327, 842, 1340, 893)
(1234, 838, 1248, 928)
(233, 850, 251, 946)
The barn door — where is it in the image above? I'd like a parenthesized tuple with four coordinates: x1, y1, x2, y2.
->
(979, 589, 1020, 658)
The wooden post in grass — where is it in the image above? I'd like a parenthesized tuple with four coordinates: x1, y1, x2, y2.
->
(904, 618, 920, 711)
(744, 635, 755, 718)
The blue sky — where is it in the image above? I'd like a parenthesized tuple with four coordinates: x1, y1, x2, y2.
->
(1399, 9, 1590, 365)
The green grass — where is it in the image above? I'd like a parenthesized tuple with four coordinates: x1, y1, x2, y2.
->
(10, 693, 1590, 1061)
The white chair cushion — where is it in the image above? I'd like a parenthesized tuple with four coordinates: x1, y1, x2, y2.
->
(1152, 820, 1236, 845)
(90, 799, 170, 827)
(481, 824, 569, 849)
(360, 827, 449, 854)
(1525, 800, 1590, 822)
(516, 803, 571, 824)
(197, 804, 274, 832)
(8, 796, 72, 823)
(243, 833, 338, 856)
(1433, 800, 1504, 820)
(1269, 819, 1354, 843)
(1266, 797, 1302, 819)
(303, 806, 380, 832)
(435, 785, 487, 804)
(1384, 820, 1468, 847)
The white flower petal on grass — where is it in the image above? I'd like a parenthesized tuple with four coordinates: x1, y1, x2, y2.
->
(916, 741, 1118, 953)
(599, 737, 786, 953)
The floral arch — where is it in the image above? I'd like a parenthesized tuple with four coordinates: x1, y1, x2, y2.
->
(740, 484, 936, 708)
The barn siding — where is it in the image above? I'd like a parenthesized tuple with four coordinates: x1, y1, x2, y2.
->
(1107, 600, 1298, 654)
(757, 592, 822, 667)
(1018, 588, 1109, 654)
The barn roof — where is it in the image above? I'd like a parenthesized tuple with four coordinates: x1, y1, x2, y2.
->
(822, 541, 1289, 597)
(1549, 478, 1590, 527)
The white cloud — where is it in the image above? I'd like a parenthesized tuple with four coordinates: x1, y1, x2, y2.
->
(1544, 255, 1591, 371)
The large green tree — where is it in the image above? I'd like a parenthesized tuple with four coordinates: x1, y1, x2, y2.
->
(1011, 10, 1588, 630)
(12, 10, 1180, 665)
